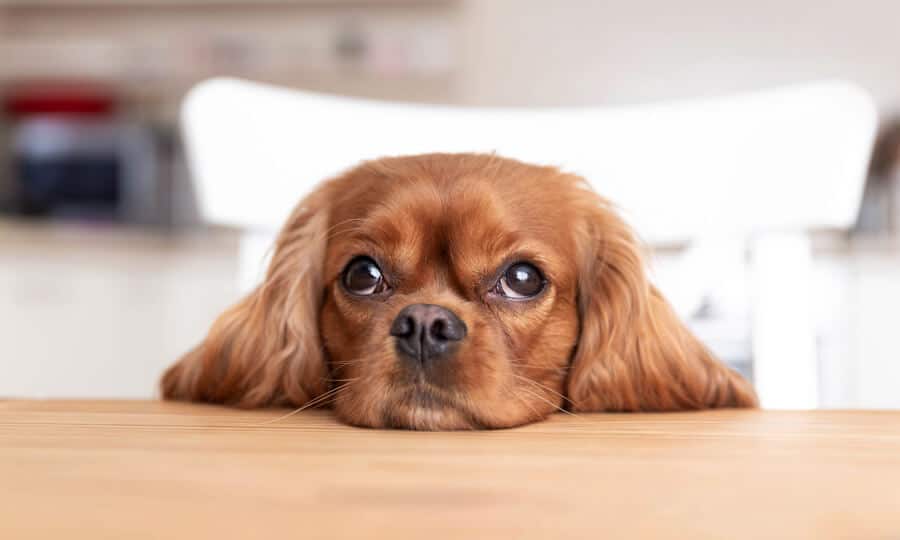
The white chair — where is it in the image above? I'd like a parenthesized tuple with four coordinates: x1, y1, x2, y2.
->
(181, 77, 877, 409)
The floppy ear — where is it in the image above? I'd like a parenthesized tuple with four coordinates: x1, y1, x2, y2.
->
(566, 196, 758, 412)
(160, 189, 331, 408)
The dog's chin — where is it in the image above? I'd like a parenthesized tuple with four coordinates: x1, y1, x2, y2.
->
(383, 405, 476, 431)
(382, 386, 481, 431)
(334, 384, 482, 431)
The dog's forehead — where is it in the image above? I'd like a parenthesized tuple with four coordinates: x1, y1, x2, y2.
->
(354, 171, 562, 249)
(325, 157, 580, 285)
(355, 160, 570, 226)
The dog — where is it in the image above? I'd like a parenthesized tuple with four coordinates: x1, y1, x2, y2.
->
(161, 153, 757, 429)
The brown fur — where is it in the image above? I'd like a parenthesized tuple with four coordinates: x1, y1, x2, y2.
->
(161, 153, 757, 429)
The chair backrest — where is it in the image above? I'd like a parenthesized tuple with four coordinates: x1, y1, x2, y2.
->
(182, 77, 877, 244)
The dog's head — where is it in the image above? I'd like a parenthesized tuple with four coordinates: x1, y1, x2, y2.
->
(162, 154, 756, 429)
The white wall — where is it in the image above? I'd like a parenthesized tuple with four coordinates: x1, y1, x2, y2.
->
(460, 0, 900, 113)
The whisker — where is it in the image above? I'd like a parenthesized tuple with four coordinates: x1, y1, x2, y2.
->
(330, 359, 369, 367)
(512, 373, 574, 405)
(303, 382, 354, 407)
(515, 384, 577, 417)
(512, 362, 569, 373)
(255, 381, 355, 425)
(504, 385, 543, 422)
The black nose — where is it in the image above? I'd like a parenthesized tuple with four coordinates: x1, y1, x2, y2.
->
(390, 303, 467, 365)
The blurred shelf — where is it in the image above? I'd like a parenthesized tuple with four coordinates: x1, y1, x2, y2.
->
(0, 0, 461, 106)
(811, 230, 900, 256)
(0, 216, 239, 253)
(847, 233, 900, 253)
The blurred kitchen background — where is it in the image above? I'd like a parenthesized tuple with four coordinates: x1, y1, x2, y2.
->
(2, 0, 899, 407)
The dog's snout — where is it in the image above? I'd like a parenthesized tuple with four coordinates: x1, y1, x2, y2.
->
(390, 303, 467, 364)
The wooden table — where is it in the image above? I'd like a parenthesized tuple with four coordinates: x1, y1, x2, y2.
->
(2, 401, 899, 539)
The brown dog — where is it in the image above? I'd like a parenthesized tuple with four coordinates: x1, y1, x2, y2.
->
(161, 153, 756, 429)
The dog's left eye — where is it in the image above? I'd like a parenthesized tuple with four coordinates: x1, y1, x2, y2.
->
(342, 257, 388, 296)
(495, 262, 545, 299)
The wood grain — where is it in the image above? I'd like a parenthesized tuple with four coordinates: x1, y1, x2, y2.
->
(1, 400, 899, 539)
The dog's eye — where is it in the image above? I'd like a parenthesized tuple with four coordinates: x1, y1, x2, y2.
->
(496, 262, 545, 299)
(342, 257, 388, 296)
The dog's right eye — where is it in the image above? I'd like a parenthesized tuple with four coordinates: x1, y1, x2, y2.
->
(342, 257, 388, 296)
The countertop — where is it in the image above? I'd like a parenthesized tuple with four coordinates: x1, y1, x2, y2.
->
(2, 400, 899, 539)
